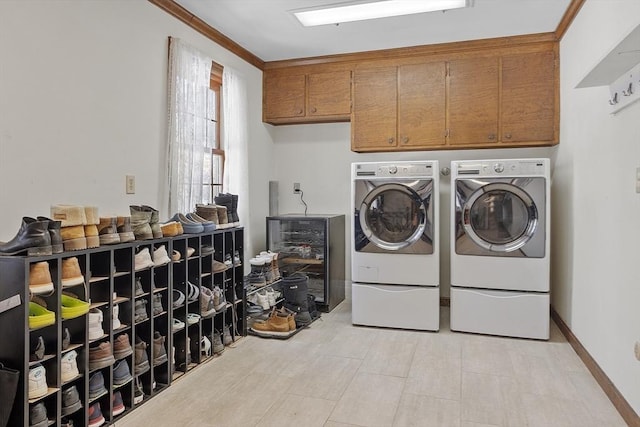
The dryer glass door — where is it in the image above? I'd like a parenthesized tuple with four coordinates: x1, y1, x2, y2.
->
(358, 182, 433, 253)
(463, 183, 538, 253)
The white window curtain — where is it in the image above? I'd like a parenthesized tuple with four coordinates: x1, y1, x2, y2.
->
(166, 37, 214, 216)
(222, 67, 249, 227)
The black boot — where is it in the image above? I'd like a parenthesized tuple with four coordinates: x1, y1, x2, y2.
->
(229, 194, 239, 225)
(37, 216, 63, 254)
(0, 217, 52, 256)
(214, 194, 235, 227)
(282, 274, 312, 327)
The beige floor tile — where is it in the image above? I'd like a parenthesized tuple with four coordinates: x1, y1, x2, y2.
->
(286, 354, 361, 400)
(414, 331, 463, 361)
(508, 350, 581, 399)
(519, 392, 601, 427)
(461, 334, 516, 377)
(320, 325, 378, 359)
(328, 372, 406, 427)
(323, 421, 362, 427)
(405, 355, 461, 400)
(393, 393, 460, 427)
(256, 394, 336, 427)
(460, 372, 507, 425)
(567, 371, 628, 427)
(460, 422, 500, 427)
(359, 328, 418, 378)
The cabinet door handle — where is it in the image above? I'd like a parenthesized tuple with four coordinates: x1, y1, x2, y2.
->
(504, 133, 512, 139)
(402, 136, 409, 144)
(296, 109, 303, 115)
(388, 137, 395, 144)
(310, 107, 317, 113)
(488, 134, 496, 140)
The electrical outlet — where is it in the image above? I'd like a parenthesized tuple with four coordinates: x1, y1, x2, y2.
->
(293, 182, 301, 193)
(126, 175, 135, 194)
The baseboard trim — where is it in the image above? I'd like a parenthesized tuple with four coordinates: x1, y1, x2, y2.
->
(550, 307, 640, 427)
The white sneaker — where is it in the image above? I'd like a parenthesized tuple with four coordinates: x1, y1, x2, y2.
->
(265, 287, 277, 307)
(153, 245, 171, 266)
(29, 364, 48, 399)
(256, 290, 270, 310)
(134, 248, 155, 271)
(172, 318, 185, 332)
(88, 308, 104, 340)
(186, 313, 201, 325)
(61, 350, 79, 382)
(112, 304, 121, 330)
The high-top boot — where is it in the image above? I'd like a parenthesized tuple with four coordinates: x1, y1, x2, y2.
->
(0, 217, 52, 256)
(195, 204, 219, 225)
(129, 206, 153, 240)
(116, 216, 135, 242)
(282, 274, 312, 327)
(231, 194, 240, 225)
(142, 206, 163, 238)
(84, 206, 100, 248)
(214, 194, 233, 228)
(51, 205, 87, 251)
(37, 217, 63, 254)
(248, 258, 266, 287)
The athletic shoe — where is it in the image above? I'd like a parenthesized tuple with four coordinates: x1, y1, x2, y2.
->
(112, 304, 122, 330)
(152, 331, 168, 366)
(29, 336, 45, 362)
(88, 342, 115, 370)
(113, 359, 132, 386)
(172, 289, 185, 308)
(222, 324, 233, 345)
(153, 245, 171, 266)
(186, 313, 200, 325)
(152, 293, 164, 316)
(133, 378, 144, 404)
(113, 333, 133, 359)
(172, 318, 185, 332)
(28, 364, 48, 400)
(212, 331, 225, 355)
(112, 391, 125, 416)
(88, 371, 107, 400)
(212, 286, 227, 311)
(88, 308, 104, 341)
(29, 402, 48, 427)
(135, 277, 144, 296)
(134, 299, 148, 324)
(134, 337, 150, 374)
(62, 327, 71, 350)
(88, 402, 105, 427)
(134, 248, 154, 271)
(60, 350, 79, 382)
(61, 385, 82, 416)
(201, 336, 211, 357)
(200, 287, 216, 318)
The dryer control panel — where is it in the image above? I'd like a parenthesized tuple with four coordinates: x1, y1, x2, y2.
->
(355, 162, 434, 178)
(454, 159, 548, 177)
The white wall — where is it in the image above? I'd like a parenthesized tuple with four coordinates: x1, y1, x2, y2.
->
(270, 123, 555, 297)
(0, 0, 274, 260)
(556, 0, 640, 414)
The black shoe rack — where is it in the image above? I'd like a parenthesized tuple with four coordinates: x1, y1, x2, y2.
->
(0, 227, 244, 427)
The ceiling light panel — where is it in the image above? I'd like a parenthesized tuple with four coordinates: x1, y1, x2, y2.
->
(293, 0, 470, 27)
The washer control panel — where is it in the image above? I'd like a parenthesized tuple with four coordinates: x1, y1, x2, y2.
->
(354, 162, 434, 178)
(454, 159, 548, 177)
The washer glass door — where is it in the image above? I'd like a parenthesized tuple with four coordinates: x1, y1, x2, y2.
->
(359, 182, 431, 252)
(463, 183, 538, 252)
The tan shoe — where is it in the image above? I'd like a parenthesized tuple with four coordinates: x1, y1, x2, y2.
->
(97, 217, 120, 245)
(61, 257, 85, 288)
(60, 225, 87, 251)
(51, 205, 86, 227)
(29, 262, 53, 295)
(84, 224, 100, 248)
(251, 310, 291, 336)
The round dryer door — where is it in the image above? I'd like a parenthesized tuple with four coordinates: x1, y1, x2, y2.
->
(463, 183, 538, 253)
(359, 183, 429, 251)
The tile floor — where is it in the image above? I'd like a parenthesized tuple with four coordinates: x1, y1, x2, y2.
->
(115, 301, 627, 427)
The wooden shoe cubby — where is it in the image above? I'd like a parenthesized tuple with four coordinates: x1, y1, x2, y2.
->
(0, 227, 244, 427)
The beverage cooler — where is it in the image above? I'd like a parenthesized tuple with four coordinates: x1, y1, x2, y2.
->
(266, 214, 345, 312)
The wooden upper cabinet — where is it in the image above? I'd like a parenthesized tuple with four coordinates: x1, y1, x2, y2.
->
(264, 73, 306, 120)
(501, 50, 556, 144)
(263, 69, 351, 124)
(352, 67, 397, 151)
(397, 62, 446, 148)
(307, 71, 351, 117)
(448, 56, 499, 145)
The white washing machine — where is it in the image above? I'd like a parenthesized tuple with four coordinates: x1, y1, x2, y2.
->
(351, 160, 439, 331)
(450, 158, 550, 340)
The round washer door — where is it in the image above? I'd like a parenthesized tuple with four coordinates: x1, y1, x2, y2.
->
(359, 183, 429, 251)
(462, 183, 538, 253)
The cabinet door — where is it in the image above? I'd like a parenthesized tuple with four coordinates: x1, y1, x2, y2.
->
(307, 70, 351, 118)
(448, 57, 499, 145)
(352, 67, 397, 151)
(264, 72, 306, 120)
(502, 51, 556, 144)
(397, 62, 446, 148)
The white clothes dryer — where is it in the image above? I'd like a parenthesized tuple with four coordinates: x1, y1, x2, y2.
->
(351, 160, 439, 331)
(450, 158, 550, 339)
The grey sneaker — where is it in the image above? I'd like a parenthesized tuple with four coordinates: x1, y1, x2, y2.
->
(134, 337, 150, 374)
(62, 327, 71, 350)
(212, 331, 225, 355)
(212, 286, 226, 311)
(29, 402, 48, 427)
(223, 324, 233, 345)
(113, 359, 133, 386)
(133, 378, 144, 404)
(152, 331, 168, 366)
(135, 277, 144, 296)
(88, 371, 107, 400)
(61, 385, 82, 416)
(134, 299, 148, 323)
(152, 293, 164, 316)
(30, 336, 45, 362)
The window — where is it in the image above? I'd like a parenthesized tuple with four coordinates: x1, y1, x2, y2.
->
(203, 62, 224, 204)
